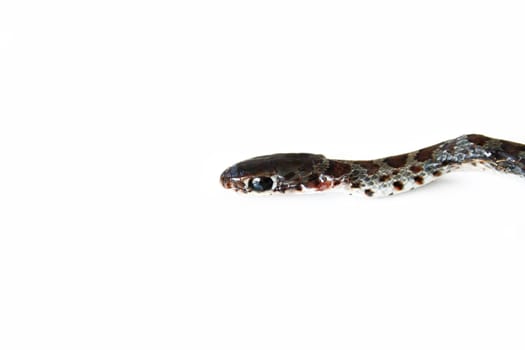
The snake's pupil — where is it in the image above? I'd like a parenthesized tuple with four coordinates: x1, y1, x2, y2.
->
(250, 177, 273, 192)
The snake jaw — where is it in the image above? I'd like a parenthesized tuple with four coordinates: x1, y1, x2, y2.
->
(220, 172, 247, 192)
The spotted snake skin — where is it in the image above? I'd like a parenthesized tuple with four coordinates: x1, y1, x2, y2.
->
(220, 134, 525, 197)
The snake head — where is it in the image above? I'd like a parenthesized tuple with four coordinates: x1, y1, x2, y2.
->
(220, 153, 330, 194)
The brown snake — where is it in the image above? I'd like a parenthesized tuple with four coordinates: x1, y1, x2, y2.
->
(220, 134, 525, 197)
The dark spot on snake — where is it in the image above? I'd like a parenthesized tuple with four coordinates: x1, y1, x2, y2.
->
(379, 174, 391, 182)
(365, 189, 374, 197)
(354, 161, 380, 175)
(307, 174, 318, 181)
(416, 143, 440, 162)
(414, 176, 424, 185)
(391, 169, 400, 176)
(326, 160, 352, 178)
(333, 179, 341, 186)
(384, 154, 408, 168)
(501, 140, 525, 156)
(467, 134, 491, 146)
(433, 170, 442, 177)
(351, 182, 361, 188)
(409, 165, 423, 173)
(393, 181, 404, 191)
(283, 172, 296, 179)
(317, 180, 333, 191)
(305, 174, 321, 189)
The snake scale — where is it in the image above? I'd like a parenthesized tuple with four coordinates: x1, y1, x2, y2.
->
(220, 134, 525, 197)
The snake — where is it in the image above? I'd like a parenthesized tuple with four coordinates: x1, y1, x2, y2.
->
(220, 134, 525, 197)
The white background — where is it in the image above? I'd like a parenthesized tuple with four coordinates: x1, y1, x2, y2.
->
(1, 1, 525, 349)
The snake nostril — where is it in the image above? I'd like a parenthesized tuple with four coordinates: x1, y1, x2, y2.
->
(220, 171, 227, 186)
(220, 168, 236, 189)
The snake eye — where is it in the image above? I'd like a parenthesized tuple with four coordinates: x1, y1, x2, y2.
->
(249, 177, 273, 192)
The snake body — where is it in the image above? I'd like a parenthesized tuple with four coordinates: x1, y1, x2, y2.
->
(220, 134, 525, 197)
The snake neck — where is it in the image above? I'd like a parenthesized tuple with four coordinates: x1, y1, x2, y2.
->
(324, 134, 525, 197)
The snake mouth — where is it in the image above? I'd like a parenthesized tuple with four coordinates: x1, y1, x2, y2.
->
(219, 171, 228, 187)
(219, 170, 233, 189)
(220, 168, 246, 191)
